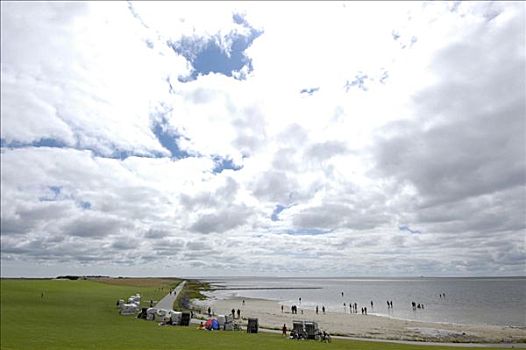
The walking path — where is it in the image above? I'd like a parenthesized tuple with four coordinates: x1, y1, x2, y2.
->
(155, 280, 186, 310)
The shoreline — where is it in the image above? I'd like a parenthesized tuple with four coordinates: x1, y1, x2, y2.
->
(191, 296, 526, 344)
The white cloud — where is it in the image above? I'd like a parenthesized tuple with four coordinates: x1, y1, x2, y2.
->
(1, 1, 524, 277)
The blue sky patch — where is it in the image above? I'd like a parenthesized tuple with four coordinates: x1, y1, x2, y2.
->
(152, 120, 190, 159)
(345, 73, 369, 91)
(1, 137, 68, 149)
(399, 224, 422, 234)
(212, 156, 242, 174)
(300, 87, 320, 95)
(39, 186, 62, 202)
(286, 227, 332, 235)
(168, 14, 262, 80)
(271, 204, 287, 221)
(79, 201, 92, 209)
(1, 137, 167, 161)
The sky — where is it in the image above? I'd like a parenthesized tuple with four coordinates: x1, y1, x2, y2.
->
(1, 1, 525, 278)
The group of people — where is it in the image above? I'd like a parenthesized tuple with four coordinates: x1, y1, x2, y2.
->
(344, 302, 360, 314)
(231, 308, 241, 319)
(290, 305, 302, 314)
(411, 301, 425, 310)
(315, 305, 326, 314)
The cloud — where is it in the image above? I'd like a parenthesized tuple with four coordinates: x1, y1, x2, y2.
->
(372, 3, 525, 209)
(189, 204, 250, 234)
(1, 2, 524, 277)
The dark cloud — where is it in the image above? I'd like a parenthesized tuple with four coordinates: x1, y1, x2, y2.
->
(252, 170, 302, 203)
(1, 201, 73, 235)
(180, 177, 239, 210)
(61, 214, 125, 238)
(305, 141, 347, 161)
(189, 205, 250, 234)
(293, 201, 389, 231)
(373, 8, 525, 213)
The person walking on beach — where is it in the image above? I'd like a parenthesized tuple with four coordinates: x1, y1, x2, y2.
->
(282, 324, 287, 336)
(370, 300, 373, 308)
(237, 309, 241, 319)
(242, 300, 245, 306)
(341, 291, 344, 297)
(299, 297, 302, 304)
(322, 306, 325, 314)
(281, 305, 284, 313)
(232, 309, 235, 319)
(208, 307, 211, 316)
(316, 305, 319, 314)
(364, 307, 367, 315)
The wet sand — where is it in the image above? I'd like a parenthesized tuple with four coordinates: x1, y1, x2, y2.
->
(192, 297, 526, 344)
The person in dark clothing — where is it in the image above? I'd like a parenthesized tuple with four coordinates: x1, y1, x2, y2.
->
(237, 309, 241, 319)
(282, 324, 287, 336)
(316, 305, 319, 314)
(322, 306, 326, 314)
(364, 307, 367, 315)
(208, 307, 211, 316)
(232, 308, 235, 319)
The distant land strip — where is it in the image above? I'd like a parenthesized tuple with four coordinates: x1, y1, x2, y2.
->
(214, 287, 322, 290)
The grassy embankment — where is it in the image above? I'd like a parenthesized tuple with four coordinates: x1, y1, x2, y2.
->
(173, 279, 212, 313)
(0, 278, 505, 350)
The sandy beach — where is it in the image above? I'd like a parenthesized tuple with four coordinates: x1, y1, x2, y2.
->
(192, 297, 526, 344)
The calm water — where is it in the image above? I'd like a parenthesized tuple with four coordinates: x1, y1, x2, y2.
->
(203, 277, 526, 327)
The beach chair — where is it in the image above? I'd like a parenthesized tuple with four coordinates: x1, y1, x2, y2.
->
(304, 321, 319, 339)
(247, 318, 258, 333)
(292, 320, 307, 339)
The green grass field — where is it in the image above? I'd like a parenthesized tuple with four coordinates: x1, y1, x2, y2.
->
(0, 279, 505, 350)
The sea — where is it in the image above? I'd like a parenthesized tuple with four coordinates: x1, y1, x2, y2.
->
(202, 277, 526, 327)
